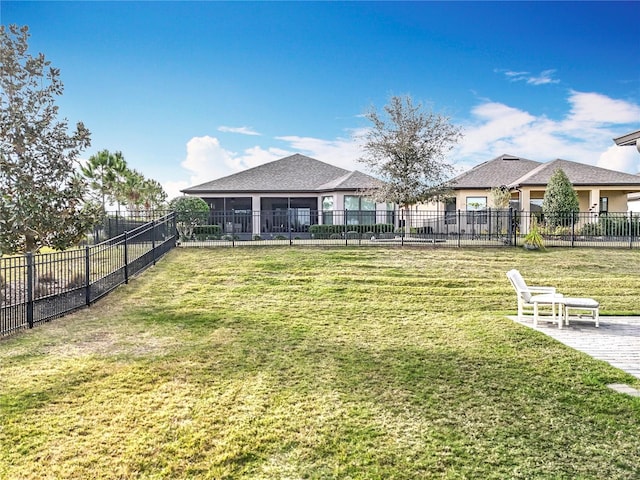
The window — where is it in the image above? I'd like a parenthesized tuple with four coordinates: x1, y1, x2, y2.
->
(599, 197, 608, 214)
(445, 198, 457, 225)
(345, 195, 375, 225)
(466, 196, 487, 224)
(322, 196, 334, 225)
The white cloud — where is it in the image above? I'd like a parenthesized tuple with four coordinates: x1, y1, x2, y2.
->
(598, 145, 640, 174)
(456, 91, 640, 174)
(565, 90, 640, 125)
(168, 136, 293, 194)
(217, 125, 261, 136)
(180, 136, 237, 187)
(276, 130, 366, 172)
(163, 180, 191, 203)
(169, 89, 639, 197)
(501, 69, 559, 85)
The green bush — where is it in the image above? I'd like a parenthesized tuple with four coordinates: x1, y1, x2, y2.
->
(192, 225, 222, 240)
(308, 224, 394, 239)
(578, 222, 602, 236)
(539, 225, 571, 237)
(599, 215, 640, 236)
(579, 215, 640, 237)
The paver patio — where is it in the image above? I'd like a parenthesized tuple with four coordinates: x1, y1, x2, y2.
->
(509, 315, 640, 380)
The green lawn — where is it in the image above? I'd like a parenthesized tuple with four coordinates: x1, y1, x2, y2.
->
(1, 247, 639, 479)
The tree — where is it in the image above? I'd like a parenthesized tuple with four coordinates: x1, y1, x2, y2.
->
(490, 186, 512, 209)
(80, 149, 128, 212)
(359, 95, 463, 208)
(140, 178, 168, 212)
(169, 196, 209, 241)
(117, 168, 145, 214)
(542, 168, 579, 228)
(0, 25, 98, 253)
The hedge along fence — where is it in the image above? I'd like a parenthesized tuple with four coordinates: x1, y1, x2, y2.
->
(0, 212, 177, 337)
(309, 224, 395, 239)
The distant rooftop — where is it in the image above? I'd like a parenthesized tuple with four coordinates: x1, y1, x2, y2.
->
(181, 153, 381, 194)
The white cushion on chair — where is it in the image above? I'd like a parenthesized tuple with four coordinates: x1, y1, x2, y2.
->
(561, 297, 599, 308)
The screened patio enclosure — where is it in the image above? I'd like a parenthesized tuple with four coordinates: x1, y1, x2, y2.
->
(204, 197, 320, 235)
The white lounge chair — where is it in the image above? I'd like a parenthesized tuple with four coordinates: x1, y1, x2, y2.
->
(561, 297, 600, 328)
(506, 269, 563, 327)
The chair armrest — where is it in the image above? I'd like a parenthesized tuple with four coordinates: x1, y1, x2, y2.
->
(528, 286, 556, 294)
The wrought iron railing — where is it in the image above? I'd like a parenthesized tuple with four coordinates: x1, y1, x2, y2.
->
(0, 213, 176, 336)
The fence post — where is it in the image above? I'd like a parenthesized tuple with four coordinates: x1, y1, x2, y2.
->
(26, 252, 34, 329)
(457, 210, 461, 248)
(151, 220, 157, 266)
(571, 212, 575, 248)
(488, 208, 492, 241)
(123, 231, 129, 285)
(85, 246, 91, 306)
(288, 208, 293, 246)
(630, 211, 633, 249)
(344, 209, 348, 246)
(508, 208, 513, 246)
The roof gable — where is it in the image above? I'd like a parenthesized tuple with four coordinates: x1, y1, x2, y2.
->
(451, 154, 542, 189)
(509, 159, 640, 187)
(182, 153, 379, 193)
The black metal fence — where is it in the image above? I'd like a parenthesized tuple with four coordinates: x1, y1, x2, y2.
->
(88, 210, 173, 244)
(0, 212, 176, 337)
(176, 208, 640, 249)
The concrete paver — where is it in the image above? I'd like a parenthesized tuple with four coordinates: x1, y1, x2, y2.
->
(508, 315, 640, 380)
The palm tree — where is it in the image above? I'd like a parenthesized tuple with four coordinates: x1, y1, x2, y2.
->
(140, 178, 168, 212)
(118, 169, 146, 215)
(80, 150, 128, 212)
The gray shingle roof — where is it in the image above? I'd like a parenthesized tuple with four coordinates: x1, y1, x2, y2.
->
(451, 154, 542, 189)
(182, 154, 379, 194)
(450, 154, 640, 190)
(509, 159, 640, 187)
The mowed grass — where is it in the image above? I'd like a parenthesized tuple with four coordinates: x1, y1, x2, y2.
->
(1, 247, 640, 479)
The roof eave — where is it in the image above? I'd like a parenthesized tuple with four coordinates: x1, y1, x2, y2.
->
(614, 130, 640, 146)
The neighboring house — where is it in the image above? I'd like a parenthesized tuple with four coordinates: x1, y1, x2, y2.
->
(181, 153, 392, 236)
(613, 129, 640, 212)
(614, 129, 640, 153)
(446, 154, 640, 215)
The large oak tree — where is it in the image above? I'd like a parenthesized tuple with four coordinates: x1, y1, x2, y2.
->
(359, 95, 463, 208)
(0, 25, 99, 253)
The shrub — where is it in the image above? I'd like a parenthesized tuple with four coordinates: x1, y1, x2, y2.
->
(579, 215, 640, 237)
(542, 168, 579, 228)
(539, 225, 571, 237)
(274, 235, 287, 240)
(169, 196, 210, 241)
(309, 224, 394, 238)
(578, 222, 602, 236)
(253, 235, 262, 241)
(193, 225, 222, 240)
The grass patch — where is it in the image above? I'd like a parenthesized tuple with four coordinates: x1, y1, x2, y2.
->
(1, 247, 640, 479)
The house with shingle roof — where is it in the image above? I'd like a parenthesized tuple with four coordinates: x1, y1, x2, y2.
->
(613, 129, 640, 211)
(181, 153, 391, 236)
(614, 129, 640, 153)
(447, 154, 640, 215)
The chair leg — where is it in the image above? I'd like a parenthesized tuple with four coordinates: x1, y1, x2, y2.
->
(533, 302, 538, 327)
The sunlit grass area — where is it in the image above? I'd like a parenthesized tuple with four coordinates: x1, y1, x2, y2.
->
(1, 247, 639, 479)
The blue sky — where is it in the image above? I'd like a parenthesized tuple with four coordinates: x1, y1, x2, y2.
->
(3, 1, 640, 200)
